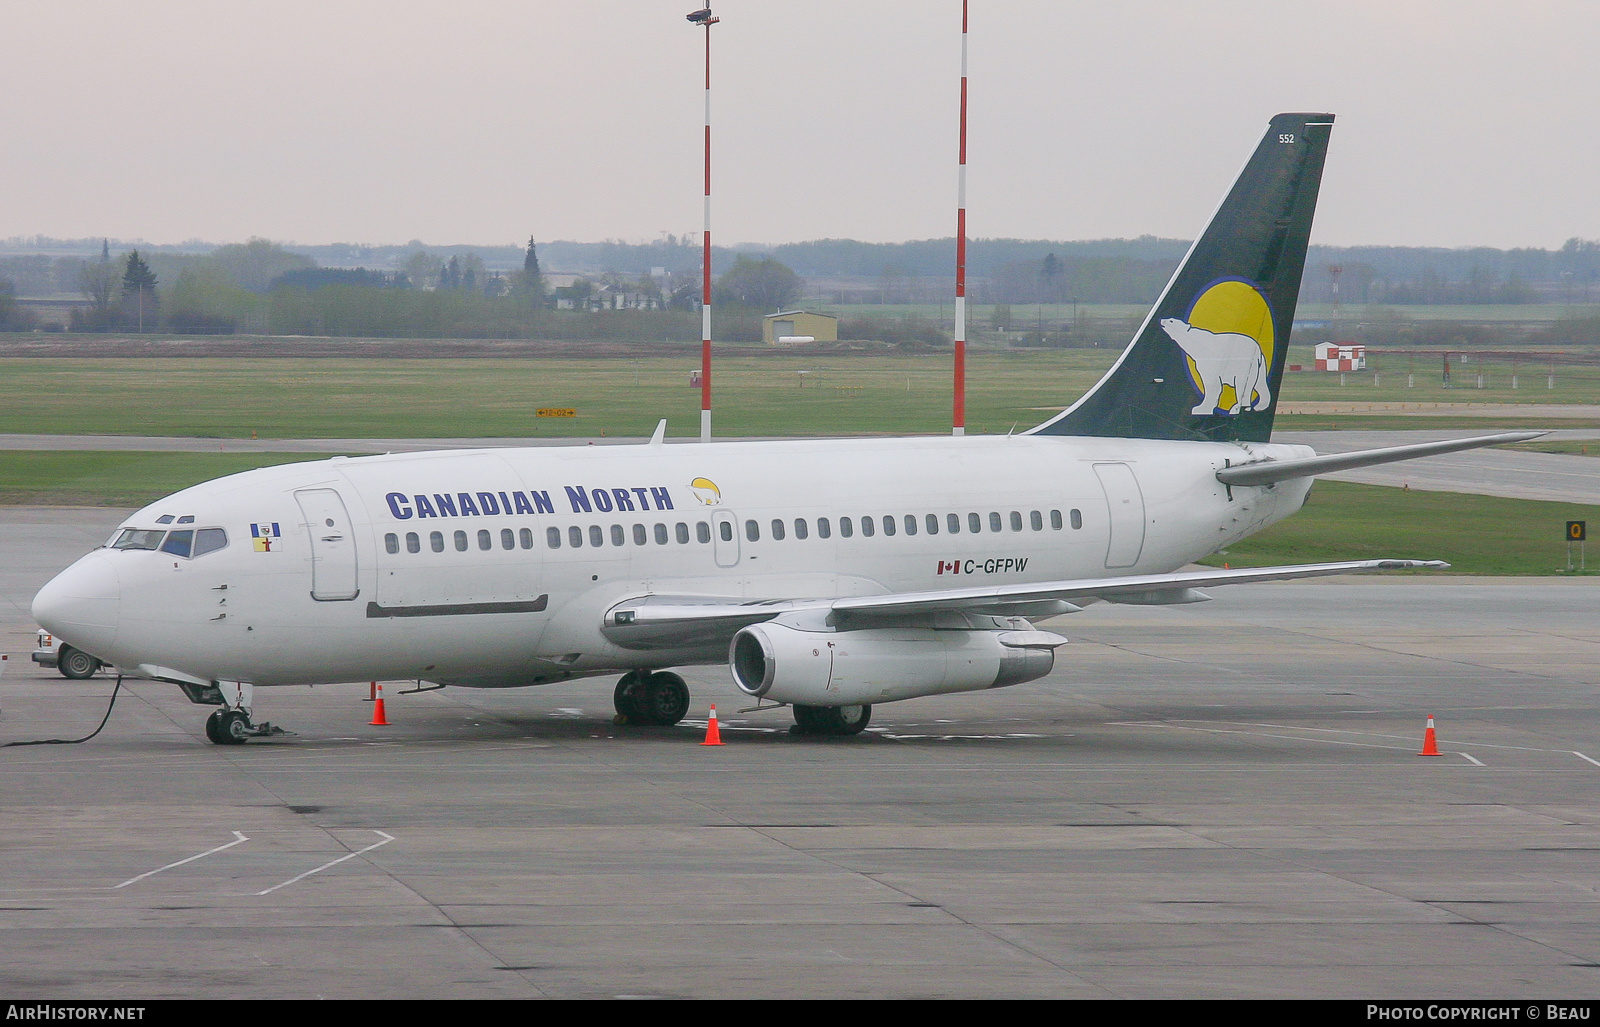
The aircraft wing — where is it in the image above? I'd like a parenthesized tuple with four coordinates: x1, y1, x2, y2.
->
(602, 559, 1446, 650)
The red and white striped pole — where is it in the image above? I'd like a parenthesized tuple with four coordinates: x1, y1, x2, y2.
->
(953, 0, 969, 437)
(688, 8, 720, 442)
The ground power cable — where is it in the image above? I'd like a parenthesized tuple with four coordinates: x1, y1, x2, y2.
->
(3, 673, 123, 747)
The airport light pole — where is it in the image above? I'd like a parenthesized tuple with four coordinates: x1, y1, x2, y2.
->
(952, 0, 969, 436)
(688, 6, 720, 442)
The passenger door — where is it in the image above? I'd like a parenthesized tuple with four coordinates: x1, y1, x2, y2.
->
(1093, 463, 1146, 569)
(295, 488, 360, 601)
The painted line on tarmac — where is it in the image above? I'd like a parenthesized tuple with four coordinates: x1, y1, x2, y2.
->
(1460, 752, 1486, 766)
(113, 831, 249, 889)
(1573, 751, 1600, 768)
(256, 830, 394, 896)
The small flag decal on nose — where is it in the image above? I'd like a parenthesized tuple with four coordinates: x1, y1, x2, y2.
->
(251, 522, 282, 552)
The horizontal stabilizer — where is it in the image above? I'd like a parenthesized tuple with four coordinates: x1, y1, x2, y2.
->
(1217, 431, 1547, 486)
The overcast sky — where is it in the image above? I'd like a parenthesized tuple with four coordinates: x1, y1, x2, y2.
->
(3, 1, 1597, 251)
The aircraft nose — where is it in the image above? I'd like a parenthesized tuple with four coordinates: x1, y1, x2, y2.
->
(32, 552, 122, 657)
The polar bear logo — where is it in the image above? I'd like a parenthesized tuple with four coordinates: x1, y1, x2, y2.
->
(1160, 317, 1272, 415)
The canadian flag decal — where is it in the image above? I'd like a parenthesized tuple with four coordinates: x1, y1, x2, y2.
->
(937, 559, 962, 575)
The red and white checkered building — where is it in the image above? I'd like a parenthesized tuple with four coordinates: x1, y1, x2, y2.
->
(1314, 342, 1365, 371)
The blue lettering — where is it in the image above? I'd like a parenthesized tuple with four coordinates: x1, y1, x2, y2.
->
(531, 490, 554, 514)
(612, 488, 635, 512)
(632, 487, 651, 510)
(386, 493, 413, 519)
(414, 494, 437, 518)
(477, 491, 501, 515)
(499, 491, 514, 516)
(433, 493, 457, 517)
(458, 493, 480, 516)
(650, 487, 674, 511)
(565, 486, 592, 513)
(513, 491, 536, 515)
(592, 488, 614, 513)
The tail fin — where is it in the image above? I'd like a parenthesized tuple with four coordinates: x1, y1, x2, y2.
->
(1031, 113, 1333, 443)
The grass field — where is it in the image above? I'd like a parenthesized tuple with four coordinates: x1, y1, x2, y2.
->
(0, 451, 336, 507)
(1, 348, 1597, 440)
(1198, 480, 1600, 575)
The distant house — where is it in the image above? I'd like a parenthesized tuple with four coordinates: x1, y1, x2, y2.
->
(1315, 342, 1366, 371)
(763, 310, 838, 345)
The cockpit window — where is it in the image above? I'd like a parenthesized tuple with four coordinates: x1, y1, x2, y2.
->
(112, 528, 166, 551)
(193, 528, 228, 557)
(160, 530, 194, 558)
(155, 515, 175, 525)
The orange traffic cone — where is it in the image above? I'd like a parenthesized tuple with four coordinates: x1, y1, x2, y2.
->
(701, 705, 724, 746)
(370, 683, 389, 727)
(1418, 713, 1441, 756)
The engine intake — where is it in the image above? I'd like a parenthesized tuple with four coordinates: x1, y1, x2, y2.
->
(729, 623, 1061, 706)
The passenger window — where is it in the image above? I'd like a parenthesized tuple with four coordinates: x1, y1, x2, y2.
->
(160, 530, 194, 557)
(926, 514, 939, 535)
(569, 526, 584, 548)
(1050, 509, 1063, 530)
(589, 525, 604, 547)
(948, 513, 960, 534)
(194, 528, 228, 557)
(454, 530, 468, 552)
(502, 528, 515, 550)
(406, 532, 420, 554)
(385, 532, 400, 555)
(746, 520, 760, 542)
(969, 512, 982, 533)
(610, 524, 625, 547)
(1009, 511, 1023, 532)
(818, 517, 830, 539)
(795, 518, 808, 540)
(633, 524, 647, 546)
(1071, 508, 1083, 530)
(548, 527, 562, 549)
(989, 512, 1002, 532)
(655, 523, 669, 545)
(860, 516, 874, 537)
(1030, 510, 1043, 531)
(112, 528, 165, 551)
(771, 519, 785, 541)
(882, 516, 896, 537)
(718, 520, 732, 542)
(478, 529, 491, 551)
(520, 527, 534, 549)
(904, 514, 917, 536)
(840, 516, 853, 538)
(430, 531, 445, 553)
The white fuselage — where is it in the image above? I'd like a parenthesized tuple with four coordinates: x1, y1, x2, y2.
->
(32, 434, 1313, 691)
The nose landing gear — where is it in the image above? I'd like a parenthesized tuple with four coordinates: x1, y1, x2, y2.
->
(201, 681, 287, 745)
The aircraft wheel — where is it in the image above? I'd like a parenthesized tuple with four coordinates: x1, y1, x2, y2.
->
(613, 670, 650, 722)
(792, 704, 871, 737)
(638, 671, 691, 726)
(59, 646, 100, 680)
(210, 709, 251, 746)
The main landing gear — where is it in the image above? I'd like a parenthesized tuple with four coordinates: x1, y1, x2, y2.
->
(791, 704, 872, 737)
(613, 670, 691, 726)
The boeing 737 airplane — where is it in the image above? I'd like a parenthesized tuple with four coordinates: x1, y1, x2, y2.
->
(31, 113, 1539, 744)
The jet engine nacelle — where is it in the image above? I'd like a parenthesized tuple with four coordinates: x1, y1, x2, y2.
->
(729, 623, 1062, 707)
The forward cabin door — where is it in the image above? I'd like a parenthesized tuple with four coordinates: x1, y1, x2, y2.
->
(295, 488, 360, 601)
(1093, 463, 1146, 569)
